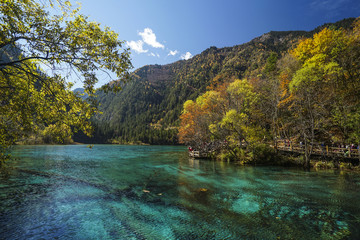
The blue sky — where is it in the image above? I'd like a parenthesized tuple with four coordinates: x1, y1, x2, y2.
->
(76, 0, 359, 86)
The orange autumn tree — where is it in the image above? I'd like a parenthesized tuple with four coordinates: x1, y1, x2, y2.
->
(179, 78, 267, 160)
(178, 90, 226, 151)
(178, 18, 360, 164)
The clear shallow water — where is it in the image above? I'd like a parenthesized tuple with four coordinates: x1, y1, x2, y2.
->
(1, 145, 360, 239)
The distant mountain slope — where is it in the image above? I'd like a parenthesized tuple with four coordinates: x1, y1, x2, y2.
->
(75, 18, 356, 144)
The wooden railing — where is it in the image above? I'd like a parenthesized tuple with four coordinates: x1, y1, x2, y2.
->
(188, 141, 360, 161)
(275, 140, 360, 159)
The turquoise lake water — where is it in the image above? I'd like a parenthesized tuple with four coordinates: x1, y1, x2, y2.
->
(1, 145, 360, 239)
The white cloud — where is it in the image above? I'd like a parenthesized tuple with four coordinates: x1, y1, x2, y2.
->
(149, 52, 161, 58)
(139, 28, 165, 49)
(168, 50, 179, 56)
(127, 40, 148, 54)
(181, 52, 192, 60)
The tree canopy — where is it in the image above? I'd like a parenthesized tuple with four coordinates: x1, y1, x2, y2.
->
(0, 0, 132, 160)
(0, 0, 131, 93)
(178, 17, 360, 166)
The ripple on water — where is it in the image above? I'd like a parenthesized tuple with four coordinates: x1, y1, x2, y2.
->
(1, 145, 360, 239)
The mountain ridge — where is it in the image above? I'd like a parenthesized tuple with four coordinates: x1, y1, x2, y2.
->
(74, 17, 356, 144)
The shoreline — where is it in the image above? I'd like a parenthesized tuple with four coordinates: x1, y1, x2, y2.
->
(9, 143, 360, 172)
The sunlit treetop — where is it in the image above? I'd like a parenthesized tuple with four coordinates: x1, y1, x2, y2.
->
(0, 0, 132, 94)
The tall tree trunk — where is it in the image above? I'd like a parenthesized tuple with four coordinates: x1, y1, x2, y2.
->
(304, 138, 310, 170)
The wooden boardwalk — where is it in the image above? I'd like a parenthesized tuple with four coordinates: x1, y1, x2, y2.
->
(275, 141, 360, 162)
(188, 141, 360, 165)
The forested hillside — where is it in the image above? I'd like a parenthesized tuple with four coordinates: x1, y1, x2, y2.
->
(77, 18, 356, 145)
